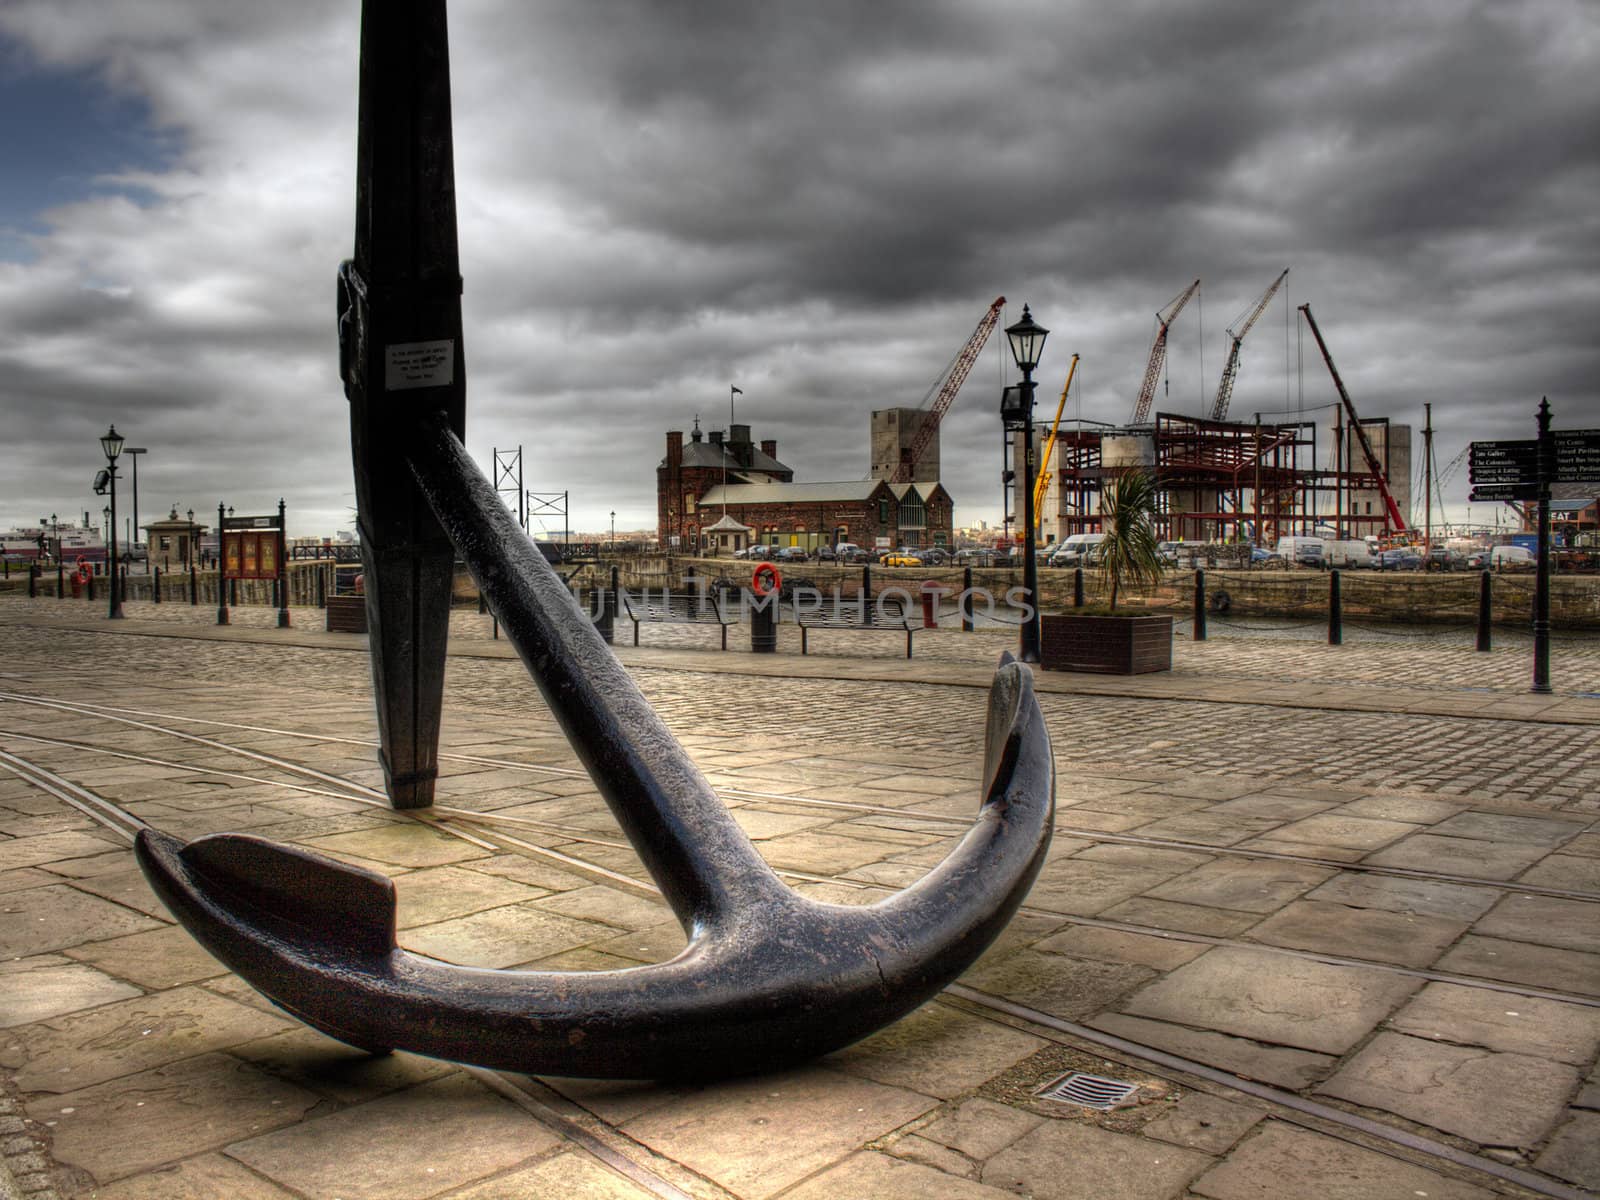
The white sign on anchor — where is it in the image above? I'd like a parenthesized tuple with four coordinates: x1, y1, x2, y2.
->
(385, 340, 455, 391)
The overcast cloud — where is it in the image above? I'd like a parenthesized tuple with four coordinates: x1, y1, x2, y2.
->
(1, 0, 1595, 538)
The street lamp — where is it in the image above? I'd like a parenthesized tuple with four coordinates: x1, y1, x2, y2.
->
(610, 511, 616, 551)
(100, 426, 126, 618)
(124, 448, 147, 570)
(186, 509, 195, 570)
(1003, 305, 1049, 663)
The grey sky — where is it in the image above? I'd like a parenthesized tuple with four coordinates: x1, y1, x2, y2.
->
(1, 0, 1595, 538)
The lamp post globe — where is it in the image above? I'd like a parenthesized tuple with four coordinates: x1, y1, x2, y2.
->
(100, 426, 126, 618)
(1002, 307, 1048, 663)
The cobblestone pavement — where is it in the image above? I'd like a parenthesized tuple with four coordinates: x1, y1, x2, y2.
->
(4, 600, 1597, 810)
(0, 598, 1597, 1199)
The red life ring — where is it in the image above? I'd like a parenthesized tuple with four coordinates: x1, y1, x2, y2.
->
(751, 562, 781, 596)
(75, 566, 90, 585)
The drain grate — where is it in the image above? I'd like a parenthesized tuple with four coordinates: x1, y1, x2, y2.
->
(1036, 1071, 1140, 1111)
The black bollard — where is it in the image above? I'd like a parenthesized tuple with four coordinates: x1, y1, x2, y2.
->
(86, 574, 95, 602)
(862, 565, 873, 625)
(58, 562, 65, 598)
(962, 566, 974, 632)
(191, 563, 199, 605)
(1328, 569, 1342, 645)
(27, 564, 36, 599)
(594, 585, 614, 645)
(609, 566, 621, 643)
(1476, 569, 1492, 652)
(1073, 567, 1085, 608)
(685, 565, 698, 618)
(154, 567, 162, 604)
(750, 595, 777, 653)
(1192, 568, 1207, 641)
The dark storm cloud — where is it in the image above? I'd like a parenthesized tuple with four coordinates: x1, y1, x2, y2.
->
(1, 0, 1595, 536)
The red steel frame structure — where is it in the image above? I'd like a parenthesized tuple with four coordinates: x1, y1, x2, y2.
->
(1044, 412, 1398, 544)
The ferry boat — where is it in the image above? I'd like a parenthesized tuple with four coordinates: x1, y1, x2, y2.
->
(1, 523, 109, 564)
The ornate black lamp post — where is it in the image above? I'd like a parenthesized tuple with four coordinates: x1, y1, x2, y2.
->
(100, 426, 126, 618)
(1002, 306, 1048, 663)
(610, 510, 616, 551)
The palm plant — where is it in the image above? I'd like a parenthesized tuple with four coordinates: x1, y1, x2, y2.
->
(1098, 468, 1163, 611)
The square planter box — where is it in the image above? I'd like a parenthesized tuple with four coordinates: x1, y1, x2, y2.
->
(1041, 612, 1173, 674)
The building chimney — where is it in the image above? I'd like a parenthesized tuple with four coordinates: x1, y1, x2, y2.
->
(709, 430, 724, 446)
(729, 424, 752, 467)
(666, 430, 683, 467)
(761, 439, 777, 460)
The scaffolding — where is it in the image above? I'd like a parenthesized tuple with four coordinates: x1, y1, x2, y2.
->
(1046, 411, 1399, 545)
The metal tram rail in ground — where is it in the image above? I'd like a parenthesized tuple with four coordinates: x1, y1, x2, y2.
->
(2, 687, 1596, 912)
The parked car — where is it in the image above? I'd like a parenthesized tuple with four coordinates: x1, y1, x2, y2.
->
(745, 544, 774, 561)
(883, 552, 921, 567)
(1426, 547, 1466, 571)
(814, 544, 837, 562)
(1468, 545, 1534, 570)
(1293, 545, 1326, 569)
(916, 548, 950, 566)
(1377, 549, 1423, 571)
(1250, 547, 1285, 567)
(834, 543, 871, 564)
(775, 546, 810, 563)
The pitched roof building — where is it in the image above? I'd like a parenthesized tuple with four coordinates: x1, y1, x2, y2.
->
(657, 421, 954, 553)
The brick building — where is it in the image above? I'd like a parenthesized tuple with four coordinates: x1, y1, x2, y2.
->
(658, 421, 954, 553)
(657, 420, 793, 550)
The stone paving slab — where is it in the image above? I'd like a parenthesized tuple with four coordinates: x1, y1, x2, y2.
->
(1318, 1031, 1580, 1148)
(1120, 946, 1424, 1054)
(0, 606, 1597, 1199)
(1189, 1121, 1498, 1200)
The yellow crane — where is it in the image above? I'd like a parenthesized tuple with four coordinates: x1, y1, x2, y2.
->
(1031, 354, 1080, 523)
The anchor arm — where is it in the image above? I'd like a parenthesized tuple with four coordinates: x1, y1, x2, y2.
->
(404, 409, 789, 929)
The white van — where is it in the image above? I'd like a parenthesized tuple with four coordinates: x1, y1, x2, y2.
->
(1322, 539, 1374, 568)
(1049, 532, 1106, 567)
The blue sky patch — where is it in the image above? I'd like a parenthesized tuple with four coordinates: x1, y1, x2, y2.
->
(0, 40, 176, 259)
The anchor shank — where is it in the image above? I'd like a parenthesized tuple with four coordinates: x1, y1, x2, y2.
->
(341, 0, 465, 809)
(405, 411, 789, 927)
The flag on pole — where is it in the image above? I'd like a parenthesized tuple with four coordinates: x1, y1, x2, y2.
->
(731, 386, 743, 395)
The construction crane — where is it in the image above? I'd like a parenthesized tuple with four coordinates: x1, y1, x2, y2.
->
(893, 295, 1006, 483)
(1131, 279, 1201, 425)
(1210, 269, 1288, 421)
(1298, 303, 1407, 534)
(1031, 354, 1080, 521)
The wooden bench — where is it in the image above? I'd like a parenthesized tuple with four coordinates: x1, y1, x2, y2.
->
(325, 594, 368, 633)
(621, 589, 736, 650)
(797, 597, 916, 659)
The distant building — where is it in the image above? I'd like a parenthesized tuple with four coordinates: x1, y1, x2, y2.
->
(1345, 422, 1412, 528)
(657, 420, 793, 550)
(696, 479, 953, 553)
(657, 418, 954, 553)
(1523, 486, 1599, 545)
(869, 408, 940, 483)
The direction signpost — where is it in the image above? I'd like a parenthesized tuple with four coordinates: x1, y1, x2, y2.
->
(1467, 399, 1592, 694)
